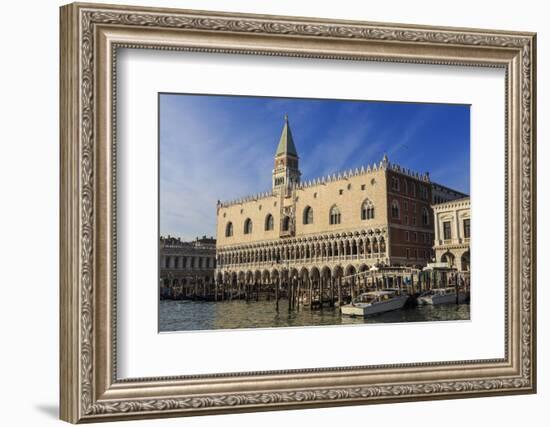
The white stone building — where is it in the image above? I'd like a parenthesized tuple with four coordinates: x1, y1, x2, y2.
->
(432, 197, 470, 271)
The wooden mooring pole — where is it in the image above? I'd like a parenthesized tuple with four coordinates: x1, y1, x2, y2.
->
(275, 278, 280, 312)
(287, 278, 292, 313)
(329, 277, 334, 306)
(337, 277, 342, 307)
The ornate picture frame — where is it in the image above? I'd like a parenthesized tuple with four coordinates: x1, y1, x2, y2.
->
(60, 2, 536, 423)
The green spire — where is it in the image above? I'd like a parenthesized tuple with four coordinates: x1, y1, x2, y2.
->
(275, 114, 298, 157)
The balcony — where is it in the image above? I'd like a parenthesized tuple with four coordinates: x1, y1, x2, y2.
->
(218, 252, 387, 269)
(437, 237, 470, 247)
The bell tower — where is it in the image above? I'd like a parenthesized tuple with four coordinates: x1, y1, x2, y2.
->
(272, 115, 301, 192)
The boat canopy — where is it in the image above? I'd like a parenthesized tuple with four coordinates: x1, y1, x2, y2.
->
(359, 290, 396, 297)
(423, 262, 453, 271)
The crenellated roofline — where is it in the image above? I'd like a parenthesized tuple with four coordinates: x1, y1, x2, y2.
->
(218, 190, 276, 209)
(218, 154, 431, 208)
(294, 154, 430, 191)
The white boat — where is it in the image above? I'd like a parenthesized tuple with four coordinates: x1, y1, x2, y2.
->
(417, 287, 468, 305)
(340, 290, 408, 317)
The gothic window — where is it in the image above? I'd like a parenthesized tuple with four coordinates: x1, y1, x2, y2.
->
(243, 218, 253, 234)
(379, 237, 386, 253)
(361, 199, 375, 220)
(282, 216, 291, 231)
(329, 205, 341, 225)
(391, 176, 400, 191)
(422, 207, 430, 225)
(411, 183, 417, 197)
(391, 200, 400, 219)
(265, 214, 274, 231)
(225, 222, 233, 237)
(303, 206, 313, 224)
(420, 185, 428, 200)
(403, 180, 408, 194)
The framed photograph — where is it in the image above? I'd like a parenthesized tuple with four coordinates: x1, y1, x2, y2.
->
(60, 2, 537, 423)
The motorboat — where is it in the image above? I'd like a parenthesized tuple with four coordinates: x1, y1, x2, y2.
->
(417, 287, 468, 305)
(340, 289, 408, 317)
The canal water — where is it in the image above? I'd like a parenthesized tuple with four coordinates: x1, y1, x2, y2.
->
(159, 299, 470, 332)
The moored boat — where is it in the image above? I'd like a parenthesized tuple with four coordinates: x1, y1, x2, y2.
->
(417, 287, 468, 305)
(340, 289, 408, 317)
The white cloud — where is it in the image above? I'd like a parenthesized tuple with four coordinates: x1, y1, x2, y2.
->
(159, 96, 277, 240)
(159, 96, 469, 240)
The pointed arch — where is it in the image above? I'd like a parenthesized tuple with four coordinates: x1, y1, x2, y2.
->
(422, 207, 430, 225)
(243, 218, 253, 234)
(379, 236, 386, 253)
(391, 200, 400, 219)
(345, 264, 356, 277)
(282, 215, 291, 231)
(329, 205, 341, 225)
(332, 265, 344, 279)
(391, 176, 400, 191)
(361, 198, 375, 220)
(321, 265, 332, 279)
(265, 213, 274, 231)
(303, 205, 314, 224)
(225, 222, 233, 237)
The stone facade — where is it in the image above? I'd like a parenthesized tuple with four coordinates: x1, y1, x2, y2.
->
(214, 118, 467, 287)
(432, 197, 470, 271)
(159, 235, 216, 298)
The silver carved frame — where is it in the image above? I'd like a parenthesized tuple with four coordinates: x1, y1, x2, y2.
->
(59, 2, 537, 423)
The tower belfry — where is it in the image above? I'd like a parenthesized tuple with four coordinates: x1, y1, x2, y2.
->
(272, 115, 301, 192)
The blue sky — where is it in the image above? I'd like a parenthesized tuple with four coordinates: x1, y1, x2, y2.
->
(159, 94, 470, 240)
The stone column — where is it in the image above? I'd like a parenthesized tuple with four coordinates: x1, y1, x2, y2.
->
(454, 210, 461, 243)
(434, 212, 440, 245)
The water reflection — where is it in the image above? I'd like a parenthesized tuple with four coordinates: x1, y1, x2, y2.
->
(159, 299, 470, 332)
